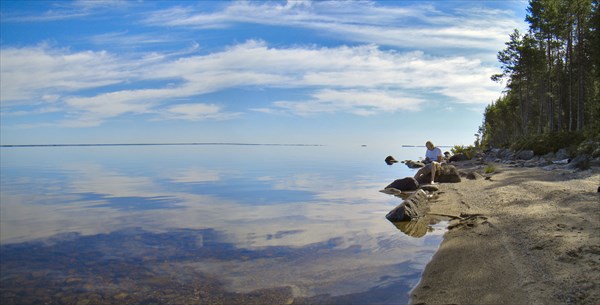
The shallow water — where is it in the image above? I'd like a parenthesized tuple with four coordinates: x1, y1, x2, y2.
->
(0, 145, 445, 304)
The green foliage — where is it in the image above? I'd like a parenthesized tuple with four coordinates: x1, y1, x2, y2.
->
(509, 131, 586, 155)
(484, 164, 496, 174)
(481, 0, 599, 152)
(481, 95, 520, 148)
(576, 140, 600, 157)
(451, 145, 477, 159)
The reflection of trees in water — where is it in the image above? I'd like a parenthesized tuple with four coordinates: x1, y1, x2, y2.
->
(391, 216, 442, 238)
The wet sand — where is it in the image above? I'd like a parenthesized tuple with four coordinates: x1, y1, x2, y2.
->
(411, 162, 600, 305)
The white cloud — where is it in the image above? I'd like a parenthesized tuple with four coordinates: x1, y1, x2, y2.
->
(167, 167, 223, 183)
(60, 88, 176, 127)
(1, 39, 502, 126)
(143, 1, 522, 55)
(162, 103, 242, 121)
(151, 40, 502, 104)
(90, 31, 180, 47)
(2, 0, 134, 22)
(268, 89, 424, 116)
(0, 45, 134, 104)
(0, 0, 522, 130)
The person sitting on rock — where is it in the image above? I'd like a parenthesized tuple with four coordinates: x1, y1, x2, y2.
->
(415, 141, 443, 184)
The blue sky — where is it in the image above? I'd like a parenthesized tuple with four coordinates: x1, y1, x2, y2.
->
(0, 0, 528, 146)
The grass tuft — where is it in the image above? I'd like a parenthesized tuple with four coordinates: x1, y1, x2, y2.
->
(484, 164, 496, 174)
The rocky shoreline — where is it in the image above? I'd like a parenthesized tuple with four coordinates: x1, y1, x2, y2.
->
(482, 147, 600, 171)
(382, 145, 600, 213)
(403, 151, 600, 304)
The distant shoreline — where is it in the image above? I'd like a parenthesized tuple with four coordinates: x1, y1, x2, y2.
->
(0, 143, 325, 148)
(0, 143, 457, 148)
(402, 145, 454, 148)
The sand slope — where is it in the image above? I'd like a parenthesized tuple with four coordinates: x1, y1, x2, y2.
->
(411, 163, 600, 305)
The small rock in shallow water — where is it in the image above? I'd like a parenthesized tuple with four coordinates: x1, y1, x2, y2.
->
(384, 155, 399, 165)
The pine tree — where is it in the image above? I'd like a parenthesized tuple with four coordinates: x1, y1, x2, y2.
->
(482, 0, 599, 149)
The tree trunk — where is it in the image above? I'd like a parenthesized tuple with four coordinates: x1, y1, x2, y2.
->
(546, 34, 554, 132)
(577, 13, 585, 130)
(568, 25, 574, 131)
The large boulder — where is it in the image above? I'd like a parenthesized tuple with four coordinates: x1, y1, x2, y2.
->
(448, 153, 469, 162)
(542, 152, 556, 161)
(566, 154, 591, 170)
(385, 177, 419, 191)
(524, 156, 542, 167)
(437, 164, 462, 183)
(464, 171, 484, 180)
(386, 189, 429, 222)
(487, 148, 512, 159)
(516, 150, 535, 160)
(556, 148, 570, 160)
(414, 164, 462, 184)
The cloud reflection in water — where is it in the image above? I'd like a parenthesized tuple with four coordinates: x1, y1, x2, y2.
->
(0, 145, 445, 303)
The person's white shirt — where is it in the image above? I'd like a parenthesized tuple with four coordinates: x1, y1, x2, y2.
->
(425, 147, 442, 162)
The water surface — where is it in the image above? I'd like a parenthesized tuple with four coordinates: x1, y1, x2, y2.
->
(0, 145, 445, 304)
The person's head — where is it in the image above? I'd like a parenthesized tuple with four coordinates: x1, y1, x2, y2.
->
(425, 141, 434, 150)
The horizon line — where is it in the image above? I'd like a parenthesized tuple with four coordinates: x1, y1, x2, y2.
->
(0, 142, 326, 148)
(0, 143, 460, 148)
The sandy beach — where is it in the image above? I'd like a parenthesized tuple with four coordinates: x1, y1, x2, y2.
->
(410, 162, 600, 305)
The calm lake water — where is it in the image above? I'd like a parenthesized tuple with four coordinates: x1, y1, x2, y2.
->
(0, 144, 446, 304)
